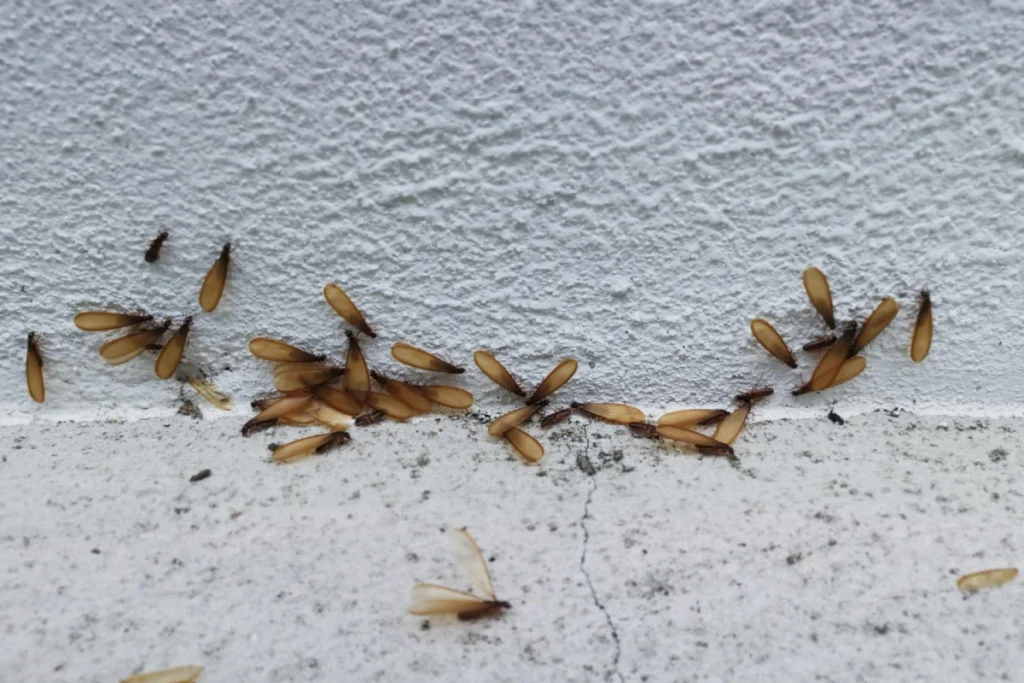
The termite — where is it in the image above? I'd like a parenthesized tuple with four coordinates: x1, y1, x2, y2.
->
(198, 242, 231, 312)
(409, 529, 511, 620)
(144, 231, 169, 263)
(25, 332, 44, 403)
(910, 290, 932, 362)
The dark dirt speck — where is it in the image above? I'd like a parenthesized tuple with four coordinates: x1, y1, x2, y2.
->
(827, 410, 845, 425)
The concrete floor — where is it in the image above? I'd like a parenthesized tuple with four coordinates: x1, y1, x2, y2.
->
(1, 410, 1021, 682)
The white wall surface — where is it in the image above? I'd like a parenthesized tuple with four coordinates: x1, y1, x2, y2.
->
(3, 0, 1024, 420)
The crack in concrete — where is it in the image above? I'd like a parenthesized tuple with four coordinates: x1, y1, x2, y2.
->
(578, 424, 624, 683)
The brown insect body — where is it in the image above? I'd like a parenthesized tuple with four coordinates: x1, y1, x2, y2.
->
(355, 411, 387, 427)
(734, 386, 774, 404)
(802, 335, 837, 352)
(457, 600, 513, 620)
(849, 297, 899, 356)
(144, 231, 169, 263)
(26, 332, 45, 403)
(628, 422, 658, 439)
(540, 407, 572, 428)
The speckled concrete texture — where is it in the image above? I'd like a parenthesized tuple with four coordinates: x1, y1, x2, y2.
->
(1, 413, 1021, 682)
(2, 1, 1024, 419)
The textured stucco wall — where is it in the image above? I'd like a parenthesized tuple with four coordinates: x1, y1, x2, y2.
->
(3, 0, 1024, 420)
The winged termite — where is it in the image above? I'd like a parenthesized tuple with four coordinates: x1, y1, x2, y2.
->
(99, 320, 171, 365)
(273, 364, 343, 392)
(735, 386, 774, 404)
(956, 567, 1018, 594)
(25, 332, 44, 403)
(187, 376, 233, 410)
(355, 411, 386, 427)
(488, 403, 547, 436)
(628, 422, 658, 438)
(416, 385, 474, 410)
(307, 401, 355, 431)
(540, 407, 572, 428)
(74, 310, 153, 331)
(365, 392, 419, 421)
(248, 337, 325, 363)
(323, 283, 376, 337)
(850, 297, 899, 356)
(911, 290, 932, 362)
(655, 425, 734, 455)
(526, 358, 578, 405)
(473, 350, 525, 396)
(657, 409, 730, 428)
(344, 332, 371, 401)
(572, 402, 645, 425)
(198, 242, 231, 312)
(504, 427, 544, 462)
(144, 230, 169, 263)
(802, 335, 836, 352)
(242, 392, 313, 436)
(392, 342, 465, 374)
(750, 319, 797, 368)
(155, 317, 192, 380)
(806, 322, 856, 391)
(803, 267, 836, 329)
(120, 664, 204, 683)
(370, 371, 433, 413)
(309, 385, 364, 417)
(409, 528, 511, 619)
(271, 431, 350, 464)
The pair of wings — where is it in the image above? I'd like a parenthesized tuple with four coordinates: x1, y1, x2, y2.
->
(409, 529, 497, 615)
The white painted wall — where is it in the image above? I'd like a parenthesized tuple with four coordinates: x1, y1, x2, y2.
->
(3, 0, 1024, 420)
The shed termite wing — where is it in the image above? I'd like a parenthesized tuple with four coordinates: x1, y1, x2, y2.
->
(392, 342, 465, 374)
(323, 283, 376, 337)
(473, 350, 526, 397)
(526, 358, 578, 405)
(802, 266, 836, 329)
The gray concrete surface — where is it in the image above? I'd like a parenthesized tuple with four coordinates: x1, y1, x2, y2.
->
(1, 411, 1021, 682)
